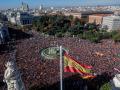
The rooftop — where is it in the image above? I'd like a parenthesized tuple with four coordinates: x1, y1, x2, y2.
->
(89, 14, 112, 17)
(104, 15, 120, 20)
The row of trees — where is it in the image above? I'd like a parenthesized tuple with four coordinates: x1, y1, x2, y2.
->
(32, 15, 120, 43)
(32, 15, 97, 36)
(78, 30, 120, 43)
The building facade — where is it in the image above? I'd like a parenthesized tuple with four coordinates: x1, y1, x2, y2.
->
(64, 12, 81, 19)
(8, 11, 33, 26)
(16, 12, 33, 26)
(0, 23, 9, 44)
(88, 14, 111, 25)
(7, 12, 17, 24)
(102, 15, 120, 31)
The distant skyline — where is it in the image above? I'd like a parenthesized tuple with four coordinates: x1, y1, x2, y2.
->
(0, 0, 120, 9)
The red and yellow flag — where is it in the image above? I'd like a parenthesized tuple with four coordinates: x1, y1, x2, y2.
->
(64, 53, 95, 79)
(82, 74, 96, 79)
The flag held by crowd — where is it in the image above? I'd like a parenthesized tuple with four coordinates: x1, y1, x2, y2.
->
(64, 52, 96, 79)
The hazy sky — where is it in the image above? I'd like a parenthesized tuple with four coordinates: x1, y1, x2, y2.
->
(0, 0, 119, 9)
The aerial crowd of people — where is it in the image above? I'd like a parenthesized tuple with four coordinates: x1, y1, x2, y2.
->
(0, 30, 120, 90)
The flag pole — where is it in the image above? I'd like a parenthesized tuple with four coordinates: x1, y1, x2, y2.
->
(60, 46, 63, 90)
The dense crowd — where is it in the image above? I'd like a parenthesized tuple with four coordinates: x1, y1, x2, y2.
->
(0, 30, 120, 90)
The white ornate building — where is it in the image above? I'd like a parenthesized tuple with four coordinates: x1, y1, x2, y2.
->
(102, 15, 120, 31)
(8, 11, 33, 26)
(7, 11, 17, 24)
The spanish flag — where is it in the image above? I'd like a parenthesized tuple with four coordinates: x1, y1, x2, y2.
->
(82, 74, 96, 79)
(64, 53, 95, 79)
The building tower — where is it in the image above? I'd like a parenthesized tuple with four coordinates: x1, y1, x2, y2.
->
(39, 4, 43, 11)
(20, 2, 29, 12)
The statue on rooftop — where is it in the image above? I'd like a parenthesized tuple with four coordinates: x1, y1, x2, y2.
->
(3, 61, 25, 90)
(111, 74, 120, 90)
(111, 68, 120, 90)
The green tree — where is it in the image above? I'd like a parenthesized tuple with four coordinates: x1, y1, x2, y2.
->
(112, 33, 120, 42)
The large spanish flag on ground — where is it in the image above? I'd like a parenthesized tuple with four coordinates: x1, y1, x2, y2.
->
(64, 53, 95, 79)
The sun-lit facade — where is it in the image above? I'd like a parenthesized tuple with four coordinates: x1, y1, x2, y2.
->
(102, 15, 120, 31)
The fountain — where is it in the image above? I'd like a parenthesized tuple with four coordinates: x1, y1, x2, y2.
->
(41, 46, 68, 60)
